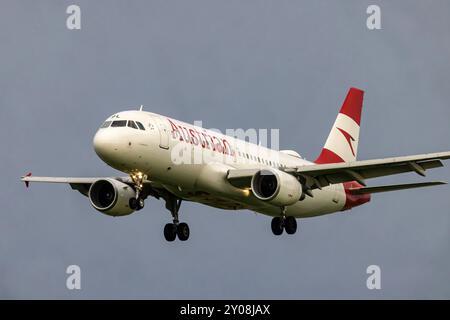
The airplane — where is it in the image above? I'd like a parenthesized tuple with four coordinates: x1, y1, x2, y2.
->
(21, 88, 450, 242)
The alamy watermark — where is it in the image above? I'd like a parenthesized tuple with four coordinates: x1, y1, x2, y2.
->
(366, 5, 381, 30)
(167, 119, 283, 166)
(66, 265, 81, 290)
(366, 265, 381, 290)
(66, 5, 81, 30)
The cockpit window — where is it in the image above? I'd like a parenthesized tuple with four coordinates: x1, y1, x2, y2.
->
(136, 122, 145, 130)
(127, 120, 138, 129)
(101, 121, 112, 128)
(111, 120, 127, 127)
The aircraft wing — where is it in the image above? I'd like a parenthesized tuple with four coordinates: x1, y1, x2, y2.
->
(227, 151, 450, 192)
(21, 176, 99, 185)
(286, 151, 450, 189)
(20, 174, 164, 198)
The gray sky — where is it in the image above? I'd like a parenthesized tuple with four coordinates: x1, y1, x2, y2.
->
(1, 0, 449, 299)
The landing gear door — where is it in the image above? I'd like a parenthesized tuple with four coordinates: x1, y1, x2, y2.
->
(151, 116, 170, 149)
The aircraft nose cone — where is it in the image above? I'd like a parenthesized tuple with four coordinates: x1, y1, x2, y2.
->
(93, 130, 113, 159)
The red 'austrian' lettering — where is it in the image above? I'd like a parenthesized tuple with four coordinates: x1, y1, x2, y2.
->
(166, 118, 234, 156)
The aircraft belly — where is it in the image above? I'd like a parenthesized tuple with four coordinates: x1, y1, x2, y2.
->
(287, 184, 346, 218)
(250, 184, 346, 218)
(164, 186, 247, 210)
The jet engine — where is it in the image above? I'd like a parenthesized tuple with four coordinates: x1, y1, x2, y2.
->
(251, 169, 302, 207)
(88, 178, 136, 216)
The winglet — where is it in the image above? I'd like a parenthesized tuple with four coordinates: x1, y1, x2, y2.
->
(22, 172, 32, 188)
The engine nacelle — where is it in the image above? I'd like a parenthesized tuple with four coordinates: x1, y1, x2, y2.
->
(88, 178, 136, 216)
(251, 169, 302, 207)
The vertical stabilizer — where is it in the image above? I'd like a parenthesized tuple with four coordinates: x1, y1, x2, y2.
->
(315, 88, 364, 164)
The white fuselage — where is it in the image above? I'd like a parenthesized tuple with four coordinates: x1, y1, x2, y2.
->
(93, 110, 347, 218)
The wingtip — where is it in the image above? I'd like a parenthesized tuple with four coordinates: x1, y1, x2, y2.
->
(22, 172, 32, 188)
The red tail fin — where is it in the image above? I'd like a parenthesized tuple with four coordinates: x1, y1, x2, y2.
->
(339, 88, 364, 126)
(315, 88, 364, 164)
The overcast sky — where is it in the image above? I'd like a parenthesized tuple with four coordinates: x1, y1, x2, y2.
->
(1, 0, 449, 299)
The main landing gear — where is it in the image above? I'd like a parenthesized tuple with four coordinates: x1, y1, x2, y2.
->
(163, 196, 190, 242)
(127, 172, 190, 241)
(271, 216, 297, 236)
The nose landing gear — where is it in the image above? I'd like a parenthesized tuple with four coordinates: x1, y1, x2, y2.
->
(129, 197, 145, 210)
(129, 172, 147, 211)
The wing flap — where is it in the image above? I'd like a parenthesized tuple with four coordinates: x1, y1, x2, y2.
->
(311, 160, 443, 185)
(354, 159, 443, 179)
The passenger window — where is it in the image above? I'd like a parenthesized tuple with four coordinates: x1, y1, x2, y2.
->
(111, 120, 127, 127)
(128, 121, 138, 129)
(101, 121, 112, 128)
(136, 122, 145, 130)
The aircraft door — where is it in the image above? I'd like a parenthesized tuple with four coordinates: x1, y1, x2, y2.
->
(152, 116, 170, 149)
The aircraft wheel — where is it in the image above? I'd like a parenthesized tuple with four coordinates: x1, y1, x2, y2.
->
(271, 217, 284, 236)
(137, 197, 145, 210)
(164, 223, 177, 242)
(284, 216, 297, 234)
(129, 198, 138, 210)
(130, 197, 145, 211)
(177, 223, 190, 241)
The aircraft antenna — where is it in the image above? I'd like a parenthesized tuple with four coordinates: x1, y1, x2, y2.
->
(139, 105, 144, 111)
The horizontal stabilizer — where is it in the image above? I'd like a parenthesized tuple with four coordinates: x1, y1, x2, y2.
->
(349, 181, 447, 195)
